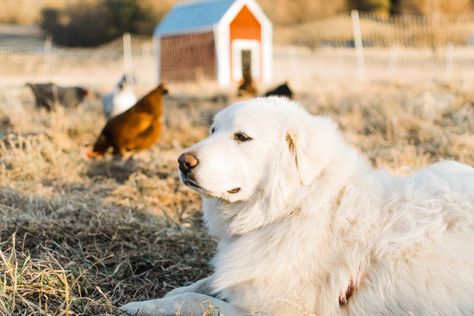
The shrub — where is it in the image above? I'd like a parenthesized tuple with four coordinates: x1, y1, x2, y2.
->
(348, 0, 392, 15)
(40, 0, 159, 47)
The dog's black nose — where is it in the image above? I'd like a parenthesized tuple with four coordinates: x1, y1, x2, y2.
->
(178, 152, 199, 174)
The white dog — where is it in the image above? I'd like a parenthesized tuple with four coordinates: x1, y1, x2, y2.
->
(121, 97, 474, 315)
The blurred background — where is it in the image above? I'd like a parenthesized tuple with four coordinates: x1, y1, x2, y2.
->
(1, 0, 474, 91)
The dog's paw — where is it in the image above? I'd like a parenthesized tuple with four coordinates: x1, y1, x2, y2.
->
(119, 299, 171, 316)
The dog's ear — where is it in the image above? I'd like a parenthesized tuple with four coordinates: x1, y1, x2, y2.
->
(286, 116, 337, 186)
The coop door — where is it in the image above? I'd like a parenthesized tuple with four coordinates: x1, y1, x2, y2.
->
(232, 40, 260, 82)
(241, 50, 251, 78)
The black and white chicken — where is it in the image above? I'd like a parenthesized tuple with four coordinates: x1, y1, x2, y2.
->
(102, 75, 137, 119)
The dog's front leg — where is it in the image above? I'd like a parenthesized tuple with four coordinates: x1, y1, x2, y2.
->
(164, 276, 215, 298)
(119, 292, 246, 316)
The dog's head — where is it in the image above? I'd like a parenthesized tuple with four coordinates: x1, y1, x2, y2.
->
(178, 97, 341, 206)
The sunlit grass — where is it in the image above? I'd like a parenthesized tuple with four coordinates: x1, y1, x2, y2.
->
(0, 80, 472, 314)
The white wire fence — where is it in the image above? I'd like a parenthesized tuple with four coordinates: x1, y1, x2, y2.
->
(0, 33, 156, 91)
(278, 12, 474, 48)
(1, 11, 474, 91)
(274, 11, 474, 83)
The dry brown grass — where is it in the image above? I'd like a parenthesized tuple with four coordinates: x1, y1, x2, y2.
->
(0, 0, 172, 29)
(0, 80, 473, 315)
(0, 0, 70, 25)
(2, 0, 472, 26)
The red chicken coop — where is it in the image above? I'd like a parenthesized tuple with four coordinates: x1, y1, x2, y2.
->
(154, 0, 272, 86)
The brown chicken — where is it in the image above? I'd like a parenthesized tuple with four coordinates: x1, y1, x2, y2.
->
(88, 84, 168, 158)
(237, 70, 257, 97)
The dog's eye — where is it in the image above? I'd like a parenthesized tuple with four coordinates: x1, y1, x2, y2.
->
(210, 127, 216, 134)
(234, 132, 252, 142)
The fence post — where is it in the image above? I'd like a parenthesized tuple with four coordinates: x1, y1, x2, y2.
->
(44, 35, 53, 81)
(351, 10, 366, 80)
(123, 33, 133, 85)
(445, 42, 454, 79)
(388, 46, 399, 78)
(289, 46, 299, 82)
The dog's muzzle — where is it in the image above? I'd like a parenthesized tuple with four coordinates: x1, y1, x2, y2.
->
(178, 152, 241, 195)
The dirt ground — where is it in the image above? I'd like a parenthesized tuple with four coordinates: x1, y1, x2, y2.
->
(0, 80, 473, 315)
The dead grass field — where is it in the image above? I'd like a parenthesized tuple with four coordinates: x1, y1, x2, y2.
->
(0, 80, 473, 315)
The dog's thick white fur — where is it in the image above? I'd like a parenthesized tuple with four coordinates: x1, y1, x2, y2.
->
(121, 97, 474, 316)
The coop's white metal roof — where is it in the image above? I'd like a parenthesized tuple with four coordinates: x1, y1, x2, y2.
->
(155, 0, 236, 36)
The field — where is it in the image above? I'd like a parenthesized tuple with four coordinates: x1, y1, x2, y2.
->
(0, 79, 473, 315)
